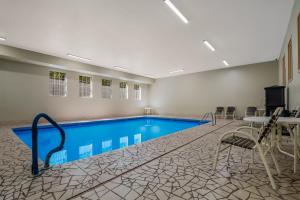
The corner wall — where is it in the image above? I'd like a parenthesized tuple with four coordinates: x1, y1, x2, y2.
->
(278, 0, 300, 109)
(149, 61, 278, 118)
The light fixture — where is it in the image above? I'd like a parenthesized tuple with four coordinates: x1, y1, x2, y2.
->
(114, 66, 128, 71)
(169, 69, 184, 74)
(0, 37, 6, 41)
(223, 60, 229, 66)
(164, 0, 189, 24)
(203, 40, 215, 52)
(67, 54, 91, 62)
(144, 74, 154, 77)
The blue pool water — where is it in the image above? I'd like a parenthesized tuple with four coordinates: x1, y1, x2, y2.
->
(13, 117, 208, 165)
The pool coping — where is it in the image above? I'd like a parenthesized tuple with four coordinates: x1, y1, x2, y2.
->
(0, 115, 233, 200)
(12, 115, 208, 131)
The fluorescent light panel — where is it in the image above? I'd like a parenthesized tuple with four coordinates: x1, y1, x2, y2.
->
(169, 69, 184, 74)
(114, 66, 128, 71)
(67, 54, 91, 61)
(0, 37, 6, 41)
(203, 40, 215, 52)
(223, 60, 229, 66)
(164, 0, 189, 24)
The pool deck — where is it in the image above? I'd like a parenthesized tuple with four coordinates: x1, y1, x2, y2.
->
(0, 116, 300, 200)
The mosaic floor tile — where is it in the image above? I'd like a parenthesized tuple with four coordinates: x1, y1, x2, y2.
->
(74, 121, 300, 200)
(1, 117, 300, 200)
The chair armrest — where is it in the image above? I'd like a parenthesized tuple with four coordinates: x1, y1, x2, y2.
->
(236, 126, 259, 133)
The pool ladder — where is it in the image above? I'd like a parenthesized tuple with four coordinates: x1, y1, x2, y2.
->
(202, 112, 216, 126)
(31, 113, 65, 175)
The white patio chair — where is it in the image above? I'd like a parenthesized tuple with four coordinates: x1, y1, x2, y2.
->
(280, 106, 300, 137)
(213, 107, 283, 190)
(279, 106, 300, 155)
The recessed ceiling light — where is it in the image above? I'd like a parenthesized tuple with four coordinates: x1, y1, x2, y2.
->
(169, 69, 184, 74)
(164, 0, 189, 24)
(223, 60, 229, 66)
(0, 37, 6, 41)
(114, 66, 128, 71)
(67, 53, 91, 62)
(203, 40, 215, 52)
(144, 74, 154, 77)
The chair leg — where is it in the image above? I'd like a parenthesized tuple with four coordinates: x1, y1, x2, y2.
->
(240, 148, 246, 163)
(257, 146, 277, 190)
(252, 149, 255, 164)
(226, 145, 232, 167)
(270, 150, 281, 175)
(213, 142, 222, 171)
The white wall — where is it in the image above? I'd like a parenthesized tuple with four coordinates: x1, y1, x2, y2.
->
(0, 51, 279, 123)
(0, 59, 150, 123)
(278, 0, 300, 109)
(150, 61, 278, 118)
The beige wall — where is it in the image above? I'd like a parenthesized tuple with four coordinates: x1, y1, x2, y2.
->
(278, 0, 300, 109)
(150, 61, 278, 118)
(0, 47, 280, 123)
(0, 59, 150, 123)
(0, 44, 154, 84)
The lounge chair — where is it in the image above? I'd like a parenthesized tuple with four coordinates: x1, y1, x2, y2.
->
(225, 106, 236, 119)
(213, 107, 283, 190)
(245, 106, 257, 117)
(215, 107, 225, 119)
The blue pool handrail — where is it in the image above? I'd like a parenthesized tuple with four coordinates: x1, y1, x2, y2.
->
(31, 113, 65, 175)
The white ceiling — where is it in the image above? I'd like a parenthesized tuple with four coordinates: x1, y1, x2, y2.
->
(0, 0, 294, 78)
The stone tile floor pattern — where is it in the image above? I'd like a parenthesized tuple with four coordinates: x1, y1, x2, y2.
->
(0, 117, 231, 200)
(73, 122, 300, 200)
(1, 117, 300, 200)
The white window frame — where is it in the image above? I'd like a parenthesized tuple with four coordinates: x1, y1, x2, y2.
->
(49, 71, 67, 97)
(120, 82, 128, 100)
(79, 75, 93, 98)
(134, 84, 142, 101)
(101, 79, 113, 99)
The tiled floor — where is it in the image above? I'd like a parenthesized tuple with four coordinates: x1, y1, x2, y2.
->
(1, 117, 300, 200)
(73, 122, 300, 200)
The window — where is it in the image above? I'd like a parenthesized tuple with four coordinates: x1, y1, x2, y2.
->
(288, 38, 293, 82)
(119, 82, 128, 100)
(282, 56, 286, 86)
(134, 84, 142, 100)
(49, 71, 67, 96)
(298, 13, 300, 72)
(101, 79, 112, 99)
(79, 75, 92, 97)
